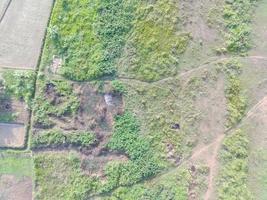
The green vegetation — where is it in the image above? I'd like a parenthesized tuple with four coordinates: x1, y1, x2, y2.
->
(2, 70, 35, 106)
(49, 0, 135, 81)
(34, 153, 100, 200)
(103, 112, 162, 190)
(223, 60, 246, 127)
(0, 113, 16, 123)
(223, 0, 256, 53)
(217, 129, 252, 199)
(119, 0, 190, 81)
(32, 129, 96, 148)
(33, 78, 79, 127)
(0, 151, 33, 178)
(111, 80, 127, 94)
(103, 167, 191, 200)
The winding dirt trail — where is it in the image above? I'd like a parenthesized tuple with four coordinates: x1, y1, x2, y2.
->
(119, 55, 267, 85)
(200, 95, 267, 200)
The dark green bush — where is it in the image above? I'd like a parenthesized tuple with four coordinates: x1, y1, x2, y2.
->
(49, 0, 135, 81)
(104, 112, 161, 190)
(223, 0, 257, 53)
(32, 129, 96, 148)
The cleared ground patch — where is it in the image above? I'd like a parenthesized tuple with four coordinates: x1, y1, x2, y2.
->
(0, 0, 53, 69)
(0, 123, 25, 148)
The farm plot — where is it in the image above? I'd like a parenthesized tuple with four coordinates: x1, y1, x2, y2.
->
(0, 0, 53, 69)
(0, 152, 33, 200)
(0, 123, 25, 148)
(0, 70, 34, 148)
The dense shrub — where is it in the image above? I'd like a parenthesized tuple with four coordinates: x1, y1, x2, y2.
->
(223, 60, 246, 127)
(104, 112, 162, 190)
(49, 0, 135, 81)
(32, 129, 96, 148)
(223, 0, 257, 53)
(2, 70, 35, 107)
(217, 129, 252, 200)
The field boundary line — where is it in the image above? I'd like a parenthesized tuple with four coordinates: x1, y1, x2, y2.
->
(0, 0, 12, 24)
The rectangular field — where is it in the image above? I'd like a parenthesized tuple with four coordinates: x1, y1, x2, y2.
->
(0, 123, 25, 148)
(0, 0, 53, 69)
(0, 152, 33, 200)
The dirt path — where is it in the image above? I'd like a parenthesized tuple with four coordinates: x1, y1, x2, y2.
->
(200, 95, 267, 200)
(119, 55, 267, 85)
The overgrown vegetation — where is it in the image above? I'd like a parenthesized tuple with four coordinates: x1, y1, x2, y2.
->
(33, 78, 79, 128)
(103, 167, 191, 200)
(2, 70, 35, 107)
(217, 129, 252, 199)
(222, 60, 246, 127)
(49, 0, 135, 81)
(223, 0, 257, 53)
(103, 112, 162, 191)
(34, 153, 101, 200)
(32, 129, 96, 148)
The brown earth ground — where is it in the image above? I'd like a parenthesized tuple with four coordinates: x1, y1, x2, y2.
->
(0, 175, 32, 200)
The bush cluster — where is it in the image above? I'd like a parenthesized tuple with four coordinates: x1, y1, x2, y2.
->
(217, 129, 252, 199)
(223, 60, 246, 127)
(32, 129, 96, 148)
(49, 0, 135, 81)
(223, 0, 257, 53)
(103, 112, 161, 191)
(2, 70, 36, 107)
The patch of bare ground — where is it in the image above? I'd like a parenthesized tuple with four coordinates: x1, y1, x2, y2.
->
(80, 153, 128, 180)
(179, 0, 224, 70)
(0, 174, 32, 200)
(0, 123, 25, 148)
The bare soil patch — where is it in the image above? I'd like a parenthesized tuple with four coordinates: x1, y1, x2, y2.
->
(0, 0, 53, 69)
(0, 123, 25, 148)
(0, 174, 32, 200)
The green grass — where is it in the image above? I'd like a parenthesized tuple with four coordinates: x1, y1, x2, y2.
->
(249, 149, 267, 199)
(0, 152, 33, 178)
(217, 129, 252, 200)
(119, 0, 190, 81)
(34, 152, 100, 200)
